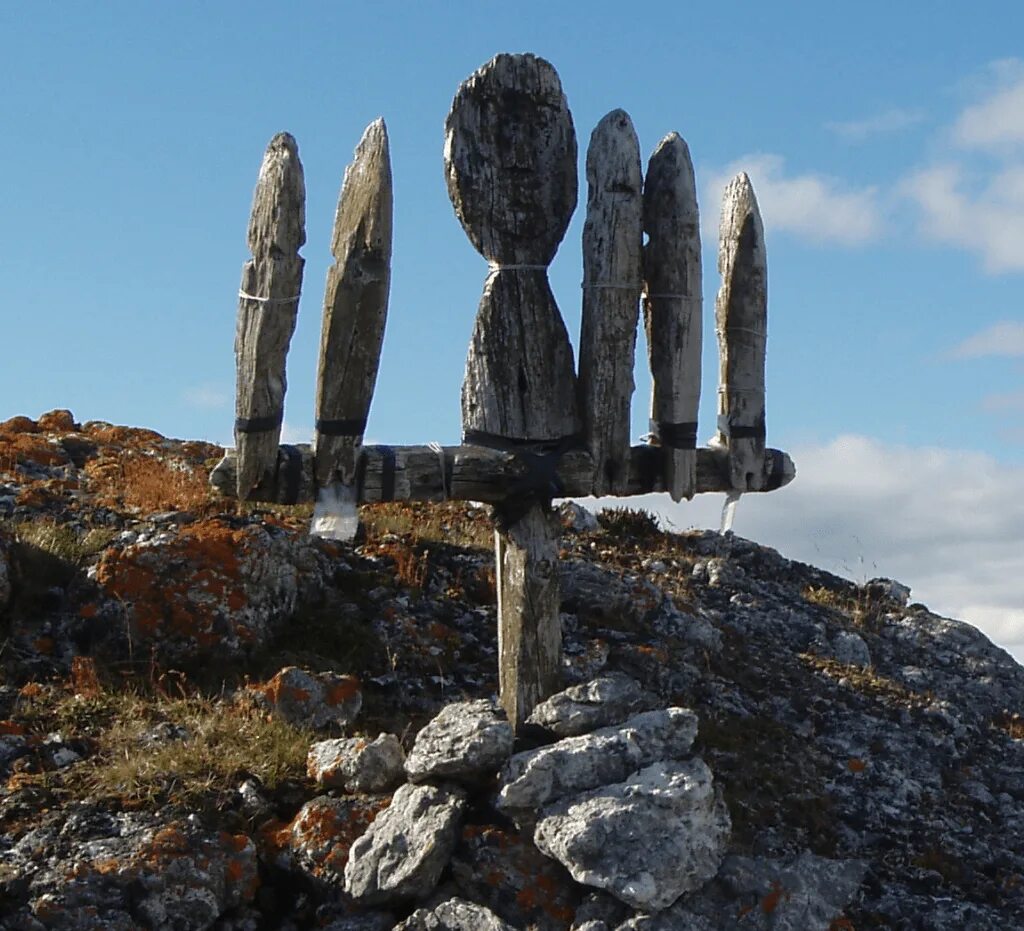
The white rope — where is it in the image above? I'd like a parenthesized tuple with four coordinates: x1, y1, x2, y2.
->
(486, 262, 548, 277)
(428, 442, 448, 500)
(582, 281, 642, 291)
(238, 290, 301, 304)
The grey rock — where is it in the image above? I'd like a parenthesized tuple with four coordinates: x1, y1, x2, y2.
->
(526, 673, 659, 737)
(405, 699, 513, 783)
(498, 708, 698, 813)
(394, 897, 516, 930)
(344, 783, 467, 904)
(619, 851, 866, 930)
(308, 733, 406, 792)
(249, 666, 362, 730)
(534, 759, 730, 911)
(560, 502, 600, 533)
(832, 630, 871, 667)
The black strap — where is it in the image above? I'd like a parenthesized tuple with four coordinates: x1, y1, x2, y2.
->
(464, 429, 583, 528)
(280, 445, 303, 505)
(316, 417, 367, 437)
(657, 421, 698, 450)
(718, 413, 766, 441)
(235, 412, 283, 433)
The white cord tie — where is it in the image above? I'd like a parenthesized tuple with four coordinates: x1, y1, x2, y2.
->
(239, 290, 301, 304)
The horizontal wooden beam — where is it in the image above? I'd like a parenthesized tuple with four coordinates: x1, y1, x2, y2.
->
(209, 442, 795, 506)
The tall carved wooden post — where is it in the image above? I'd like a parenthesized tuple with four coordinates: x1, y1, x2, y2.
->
(716, 173, 768, 492)
(578, 110, 643, 496)
(234, 133, 306, 499)
(312, 120, 393, 537)
(643, 133, 702, 502)
(444, 53, 580, 728)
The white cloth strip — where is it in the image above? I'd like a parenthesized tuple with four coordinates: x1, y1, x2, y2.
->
(428, 442, 448, 500)
(238, 290, 301, 304)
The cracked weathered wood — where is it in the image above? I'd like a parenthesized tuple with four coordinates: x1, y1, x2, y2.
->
(496, 504, 562, 728)
(716, 173, 767, 491)
(234, 133, 306, 499)
(314, 119, 392, 489)
(210, 443, 796, 504)
(579, 110, 643, 495)
(643, 133, 702, 503)
(445, 52, 580, 442)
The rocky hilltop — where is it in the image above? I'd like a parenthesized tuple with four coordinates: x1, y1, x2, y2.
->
(2, 411, 1024, 930)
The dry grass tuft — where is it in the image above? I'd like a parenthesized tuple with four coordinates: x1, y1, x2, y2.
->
(92, 453, 216, 514)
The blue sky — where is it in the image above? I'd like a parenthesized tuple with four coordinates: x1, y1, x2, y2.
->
(4, 3, 1024, 655)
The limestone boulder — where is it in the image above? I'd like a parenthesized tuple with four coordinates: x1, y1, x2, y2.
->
(394, 897, 516, 930)
(405, 699, 513, 783)
(526, 673, 659, 737)
(497, 708, 698, 813)
(250, 666, 362, 730)
(534, 759, 730, 911)
(308, 733, 406, 792)
(344, 783, 467, 904)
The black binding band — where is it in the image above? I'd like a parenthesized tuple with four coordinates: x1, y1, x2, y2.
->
(718, 414, 766, 441)
(316, 417, 367, 437)
(235, 413, 283, 433)
(280, 444, 302, 505)
(657, 421, 698, 450)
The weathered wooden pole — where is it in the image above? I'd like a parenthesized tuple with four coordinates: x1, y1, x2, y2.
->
(210, 441, 796, 505)
(643, 133, 702, 502)
(311, 119, 393, 538)
(445, 53, 580, 729)
(234, 133, 306, 500)
(578, 110, 643, 495)
(716, 173, 768, 491)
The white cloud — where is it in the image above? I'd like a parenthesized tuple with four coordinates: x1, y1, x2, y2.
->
(705, 154, 882, 246)
(901, 163, 1024, 272)
(948, 321, 1024, 358)
(952, 59, 1024, 152)
(183, 383, 229, 409)
(826, 108, 925, 142)
(587, 435, 1024, 662)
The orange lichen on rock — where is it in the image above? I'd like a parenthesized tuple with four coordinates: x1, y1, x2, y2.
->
(0, 415, 40, 435)
(37, 409, 77, 432)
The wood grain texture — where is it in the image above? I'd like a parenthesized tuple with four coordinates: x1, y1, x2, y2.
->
(234, 132, 306, 499)
(210, 443, 796, 504)
(445, 53, 580, 442)
(578, 110, 643, 495)
(495, 504, 562, 728)
(642, 133, 702, 503)
(314, 119, 393, 488)
(715, 172, 768, 491)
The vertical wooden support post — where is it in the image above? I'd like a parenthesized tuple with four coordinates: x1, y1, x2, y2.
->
(715, 173, 768, 491)
(642, 133, 702, 502)
(445, 53, 579, 728)
(312, 120, 393, 534)
(234, 133, 306, 500)
(578, 110, 643, 495)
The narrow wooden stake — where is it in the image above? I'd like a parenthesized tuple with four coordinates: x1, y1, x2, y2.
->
(313, 119, 393, 490)
(495, 507, 562, 729)
(234, 133, 306, 500)
(643, 133, 702, 502)
(579, 110, 643, 495)
(716, 173, 768, 491)
(445, 53, 579, 728)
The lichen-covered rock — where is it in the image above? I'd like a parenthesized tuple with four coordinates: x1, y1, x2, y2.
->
(394, 897, 516, 930)
(450, 824, 579, 929)
(526, 673, 658, 737)
(405, 699, 513, 783)
(2, 809, 259, 930)
(344, 783, 467, 905)
(93, 518, 329, 663)
(308, 733, 405, 792)
(497, 708, 698, 813)
(288, 794, 391, 884)
(534, 759, 730, 911)
(616, 851, 866, 930)
(250, 666, 362, 729)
